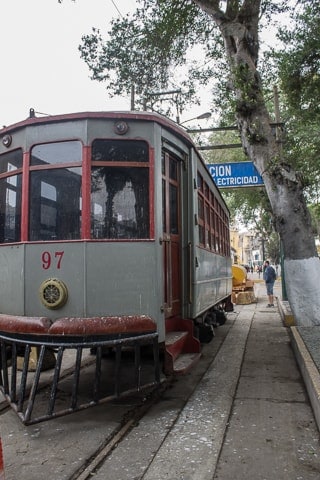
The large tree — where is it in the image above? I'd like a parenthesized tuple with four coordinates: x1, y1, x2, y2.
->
(275, 1, 320, 203)
(80, 0, 320, 326)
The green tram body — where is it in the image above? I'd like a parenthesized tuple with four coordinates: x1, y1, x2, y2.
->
(0, 111, 232, 344)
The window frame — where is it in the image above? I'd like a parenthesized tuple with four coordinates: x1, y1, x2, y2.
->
(90, 138, 154, 241)
(197, 171, 230, 256)
(0, 149, 23, 243)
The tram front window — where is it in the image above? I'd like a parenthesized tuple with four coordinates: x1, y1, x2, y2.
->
(0, 149, 23, 243)
(29, 141, 82, 241)
(91, 139, 150, 240)
(0, 175, 22, 243)
(29, 168, 82, 241)
(91, 167, 149, 239)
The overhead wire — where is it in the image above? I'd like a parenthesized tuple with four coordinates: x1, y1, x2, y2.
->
(110, 0, 124, 18)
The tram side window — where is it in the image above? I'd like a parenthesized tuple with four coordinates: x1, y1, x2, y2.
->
(0, 149, 23, 243)
(29, 141, 82, 241)
(197, 171, 230, 255)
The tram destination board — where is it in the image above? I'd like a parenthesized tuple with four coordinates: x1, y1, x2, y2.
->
(207, 162, 264, 188)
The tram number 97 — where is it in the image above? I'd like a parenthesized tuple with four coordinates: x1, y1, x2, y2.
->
(42, 251, 64, 270)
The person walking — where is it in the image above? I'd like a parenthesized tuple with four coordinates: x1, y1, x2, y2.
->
(263, 260, 276, 307)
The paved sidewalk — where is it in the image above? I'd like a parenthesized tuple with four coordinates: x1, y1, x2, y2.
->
(214, 282, 320, 479)
(137, 281, 320, 479)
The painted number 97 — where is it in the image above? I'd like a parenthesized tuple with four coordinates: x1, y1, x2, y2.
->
(42, 251, 64, 270)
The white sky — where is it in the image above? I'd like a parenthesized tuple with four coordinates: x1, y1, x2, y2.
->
(0, 1, 286, 130)
(0, 0, 139, 127)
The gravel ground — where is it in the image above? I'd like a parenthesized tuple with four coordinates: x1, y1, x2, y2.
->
(297, 326, 320, 373)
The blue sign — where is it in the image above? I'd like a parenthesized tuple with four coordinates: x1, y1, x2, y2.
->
(207, 162, 264, 188)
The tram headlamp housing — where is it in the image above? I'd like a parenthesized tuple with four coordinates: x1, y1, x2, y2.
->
(39, 278, 68, 309)
(2, 134, 12, 148)
(114, 121, 129, 135)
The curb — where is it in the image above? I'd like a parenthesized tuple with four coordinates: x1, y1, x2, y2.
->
(290, 326, 320, 432)
(0, 438, 5, 480)
(277, 299, 295, 327)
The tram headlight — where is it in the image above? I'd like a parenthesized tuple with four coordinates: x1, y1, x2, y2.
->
(114, 120, 129, 135)
(39, 278, 68, 309)
(2, 134, 12, 148)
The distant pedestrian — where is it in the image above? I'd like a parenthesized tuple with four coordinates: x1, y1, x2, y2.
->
(263, 260, 276, 307)
(257, 265, 262, 278)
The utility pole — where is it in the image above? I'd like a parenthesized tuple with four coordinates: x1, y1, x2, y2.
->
(130, 84, 135, 111)
(274, 84, 287, 300)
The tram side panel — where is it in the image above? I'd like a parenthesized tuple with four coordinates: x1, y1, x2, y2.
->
(193, 249, 232, 317)
(86, 242, 159, 318)
(0, 241, 160, 324)
(23, 241, 160, 325)
(24, 243, 84, 318)
(189, 149, 232, 319)
(0, 245, 25, 315)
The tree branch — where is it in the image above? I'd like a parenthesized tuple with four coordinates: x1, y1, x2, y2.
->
(193, 0, 226, 24)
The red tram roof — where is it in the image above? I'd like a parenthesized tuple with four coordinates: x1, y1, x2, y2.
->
(0, 110, 191, 141)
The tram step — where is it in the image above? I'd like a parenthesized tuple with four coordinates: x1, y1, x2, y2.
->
(165, 331, 189, 360)
(164, 321, 201, 375)
(164, 317, 201, 375)
(172, 352, 202, 374)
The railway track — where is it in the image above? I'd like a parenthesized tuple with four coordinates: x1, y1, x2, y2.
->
(69, 382, 169, 480)
(71, 322, 233, 480)
(0, 319, 234, 480)
(64, 320, 233, 480)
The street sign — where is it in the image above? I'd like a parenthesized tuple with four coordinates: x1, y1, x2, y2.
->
(207, 162, 264, 188)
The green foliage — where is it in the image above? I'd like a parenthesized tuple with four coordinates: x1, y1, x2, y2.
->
(276, 1, 320, 117)
(224, 187, 273, 231)
(309, 203, 320, 237)
(202, 129, 245, 164)
(274, 0, 320, 203)
(79, 1, 290, 117)
(79, 0, 319, 241)
(265, 231, 280, 264)
(79, 1, 216, 113)
(79, 1, 289, 115)
(221, 0, 320, 238)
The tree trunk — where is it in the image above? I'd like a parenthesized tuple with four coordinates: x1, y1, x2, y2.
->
(195, 0, 320, 326)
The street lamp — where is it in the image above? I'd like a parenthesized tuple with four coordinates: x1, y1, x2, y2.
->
(179, 112, 211, 126)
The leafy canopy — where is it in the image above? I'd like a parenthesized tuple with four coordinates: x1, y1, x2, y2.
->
(274, 0, 320, 203)
(79, 0, 320, 247)
(79, 1, 288, 115)
(80, 1, 214, 113)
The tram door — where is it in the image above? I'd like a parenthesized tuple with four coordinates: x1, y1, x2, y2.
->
(161, 151, 181, 318)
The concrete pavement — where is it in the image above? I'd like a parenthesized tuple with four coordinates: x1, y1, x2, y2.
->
(214, 282, 320, 479)
(132, 281, 320, 479)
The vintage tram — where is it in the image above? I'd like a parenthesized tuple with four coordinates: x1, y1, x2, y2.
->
(0, 111, 232, 423)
